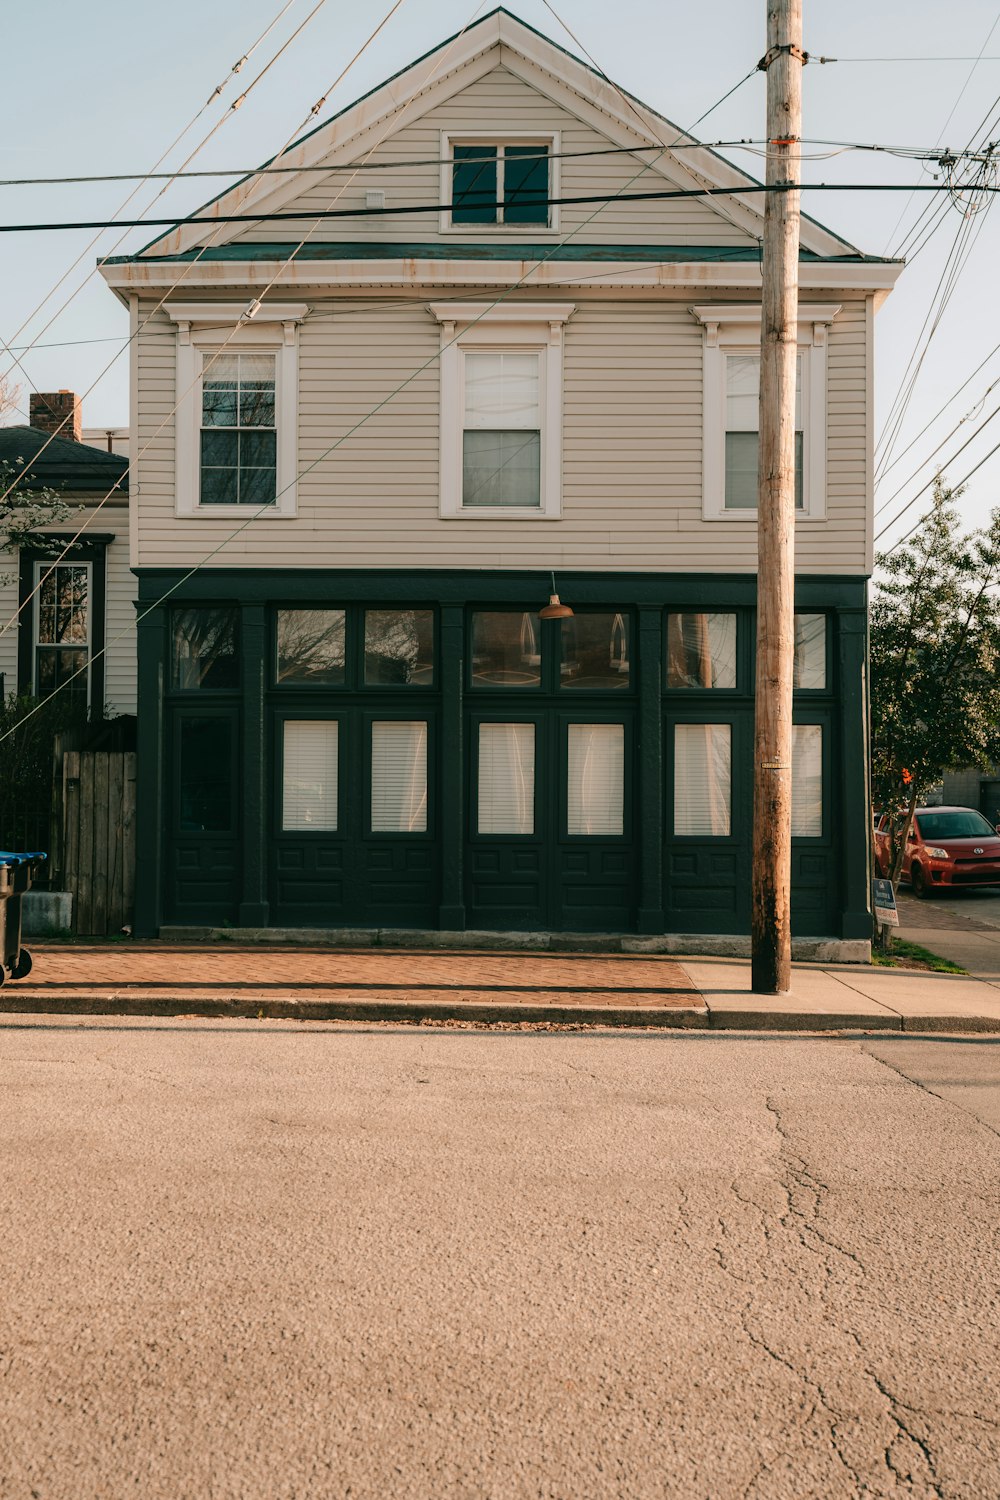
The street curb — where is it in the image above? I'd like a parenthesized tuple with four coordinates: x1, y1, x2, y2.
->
(0, 994, 711, 1028)
(3, 992, 1000, 1032)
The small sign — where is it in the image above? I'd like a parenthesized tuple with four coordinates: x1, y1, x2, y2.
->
(873, 877, 899, 928)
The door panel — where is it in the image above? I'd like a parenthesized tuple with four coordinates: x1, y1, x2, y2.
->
(167, 708, 240, 924)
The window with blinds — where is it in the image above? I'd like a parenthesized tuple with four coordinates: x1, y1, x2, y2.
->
(792, 725, 823, 836)
(371, 721, 428, 833)
(674, 724, 732, 836)
(478, 723, 535, 834)
(567, 724, 624, 835)
(282, 720, 338, 831)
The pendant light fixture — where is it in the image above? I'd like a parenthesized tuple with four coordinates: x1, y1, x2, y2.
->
(539, 570, 573, 620)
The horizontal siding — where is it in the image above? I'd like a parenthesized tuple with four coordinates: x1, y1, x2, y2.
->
(228, 65, 756, 250)
(134, 294, 870, 575)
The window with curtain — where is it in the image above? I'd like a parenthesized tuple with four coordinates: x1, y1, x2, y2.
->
(478, 723, 535, 834)
(451, 143, 550, 225)
(371, 721, 428, 832)
(282, 721, 339, 831)
(792, 725, 822, 836)
(462, 351, 541, 507)
(200, 351, 276, 506)
(666, 613, 737, 689)
(674, 724, 732, 836)
(567, 724, 624, 835)
(725, 354, 802, 510)
(793, 614, 826, 689)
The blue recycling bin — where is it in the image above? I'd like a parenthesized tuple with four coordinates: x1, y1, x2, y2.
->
(0, 852, 47, 983)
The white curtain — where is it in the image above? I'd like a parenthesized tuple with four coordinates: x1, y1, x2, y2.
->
(371, 721, 428, 832)
(567, 724, 624, 835)
(674, 724, 731, 836)
(282, 721, 338, 831)
(792, 725, 823, 836)
(478, 723, 535, 834)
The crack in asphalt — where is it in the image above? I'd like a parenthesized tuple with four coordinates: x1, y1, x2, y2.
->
(863, 1045, 1000, 1145)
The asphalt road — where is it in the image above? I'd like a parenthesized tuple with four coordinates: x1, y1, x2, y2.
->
(1, 1019, 999, 1500)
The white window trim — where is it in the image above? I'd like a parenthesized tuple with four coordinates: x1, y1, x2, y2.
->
(34, 559, 92, 708)
(691, 303, 841, 523)
(430, 301, 574, 520)
(166, 302, 306, 518)
(439, 131, 560, 234)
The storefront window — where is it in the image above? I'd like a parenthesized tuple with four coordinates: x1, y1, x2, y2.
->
(171, 607, 239, 690)
(364, 610, 435, 686)
(560, 613, 630, 689)
(178, 719, 232, 830)
(478, 723, 535, 833)
(666, 614, 737, 690)
(792, 725, 822, 836)
(282, 721, 339, 831)
(567, 724, 624, 835)
(276, 610, 346, 687)
(371, 721, 428, 832)
(674, 724, 731, 836)
(471, 612, 542, 687)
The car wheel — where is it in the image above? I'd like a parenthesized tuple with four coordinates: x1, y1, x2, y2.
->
(911, 863, 931, 899)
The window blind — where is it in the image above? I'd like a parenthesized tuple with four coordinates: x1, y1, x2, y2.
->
(478, 723, 535, 834)
(567, 724, 624, 835)
(371, 721, 428, 833)
(282, 720, 338, 831)
(674, 724, 732, 836)
(792, 725, 822, 836)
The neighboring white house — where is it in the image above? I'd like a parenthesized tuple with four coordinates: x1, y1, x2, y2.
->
(0, 391, 134, 716)
(99, 6, 902, 949)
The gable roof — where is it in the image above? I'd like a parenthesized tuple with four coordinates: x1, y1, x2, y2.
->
(0, 426, 128, 494)
(129, 7, 867, 265)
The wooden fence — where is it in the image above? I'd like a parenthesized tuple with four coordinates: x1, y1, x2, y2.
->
(52, 748, 137, 936)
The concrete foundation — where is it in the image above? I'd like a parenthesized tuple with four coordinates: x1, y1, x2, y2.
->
(21, 891, 74, 938)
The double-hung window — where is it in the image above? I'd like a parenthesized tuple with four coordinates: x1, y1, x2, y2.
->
(443, 135, 557, 230)
(431, 302, 573, 519)
(200, 353, 276, 506)
(166, 302, 306, 517)
(34, 562, 91, 705)
(692, 303, 841, 521)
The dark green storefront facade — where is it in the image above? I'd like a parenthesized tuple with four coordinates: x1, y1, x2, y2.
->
(132, 568, 871, 944)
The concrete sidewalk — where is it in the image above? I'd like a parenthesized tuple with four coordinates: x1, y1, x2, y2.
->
(4, 940, 1000, 1031)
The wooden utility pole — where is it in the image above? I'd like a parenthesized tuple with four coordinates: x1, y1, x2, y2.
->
(751, 0, 803, 993)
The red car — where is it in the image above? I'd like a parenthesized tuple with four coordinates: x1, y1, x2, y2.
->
(874, 805, 1000, 897)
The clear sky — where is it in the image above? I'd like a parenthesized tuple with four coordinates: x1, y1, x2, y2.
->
(3, 0, 999, 552)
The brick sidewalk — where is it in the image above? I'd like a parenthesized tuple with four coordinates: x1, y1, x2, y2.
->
(2, 943, 703, 1022)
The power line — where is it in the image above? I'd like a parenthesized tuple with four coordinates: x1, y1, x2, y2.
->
(3, 180, 997, 236)
(0, 0, 316, 391)
(874, 399, 1000, 539)
(879, 435, 1000, 557)
(875, 338, 1000, 488)
(0, 62, 755, 741)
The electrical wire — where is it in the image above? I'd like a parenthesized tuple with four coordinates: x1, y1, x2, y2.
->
(874, 398, 1000, 539)
(0, 62, 758, 742)
(0, 0, 417, 639)
(879, 434, 1000, 557)
(875, 338, 1000, 486)
(2, 180, 998, 236)
(0, 0, 310, 390)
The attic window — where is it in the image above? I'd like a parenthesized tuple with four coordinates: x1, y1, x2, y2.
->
(445, 136, 555, 229)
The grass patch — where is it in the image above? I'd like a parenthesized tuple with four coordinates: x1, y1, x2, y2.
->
(872, 938, 966, 974)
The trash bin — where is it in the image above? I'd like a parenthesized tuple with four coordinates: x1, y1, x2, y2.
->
(0, 852, 47, 984)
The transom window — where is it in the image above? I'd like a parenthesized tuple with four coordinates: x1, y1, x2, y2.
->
(200, 352, 277, 507)
(449, 141, 551, 227)
(273, 607, 435, 689)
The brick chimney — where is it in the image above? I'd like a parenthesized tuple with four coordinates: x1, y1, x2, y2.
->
(30, 390, 81, 442)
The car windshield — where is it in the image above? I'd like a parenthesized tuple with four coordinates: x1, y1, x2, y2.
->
(916, 811, 997, 840)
